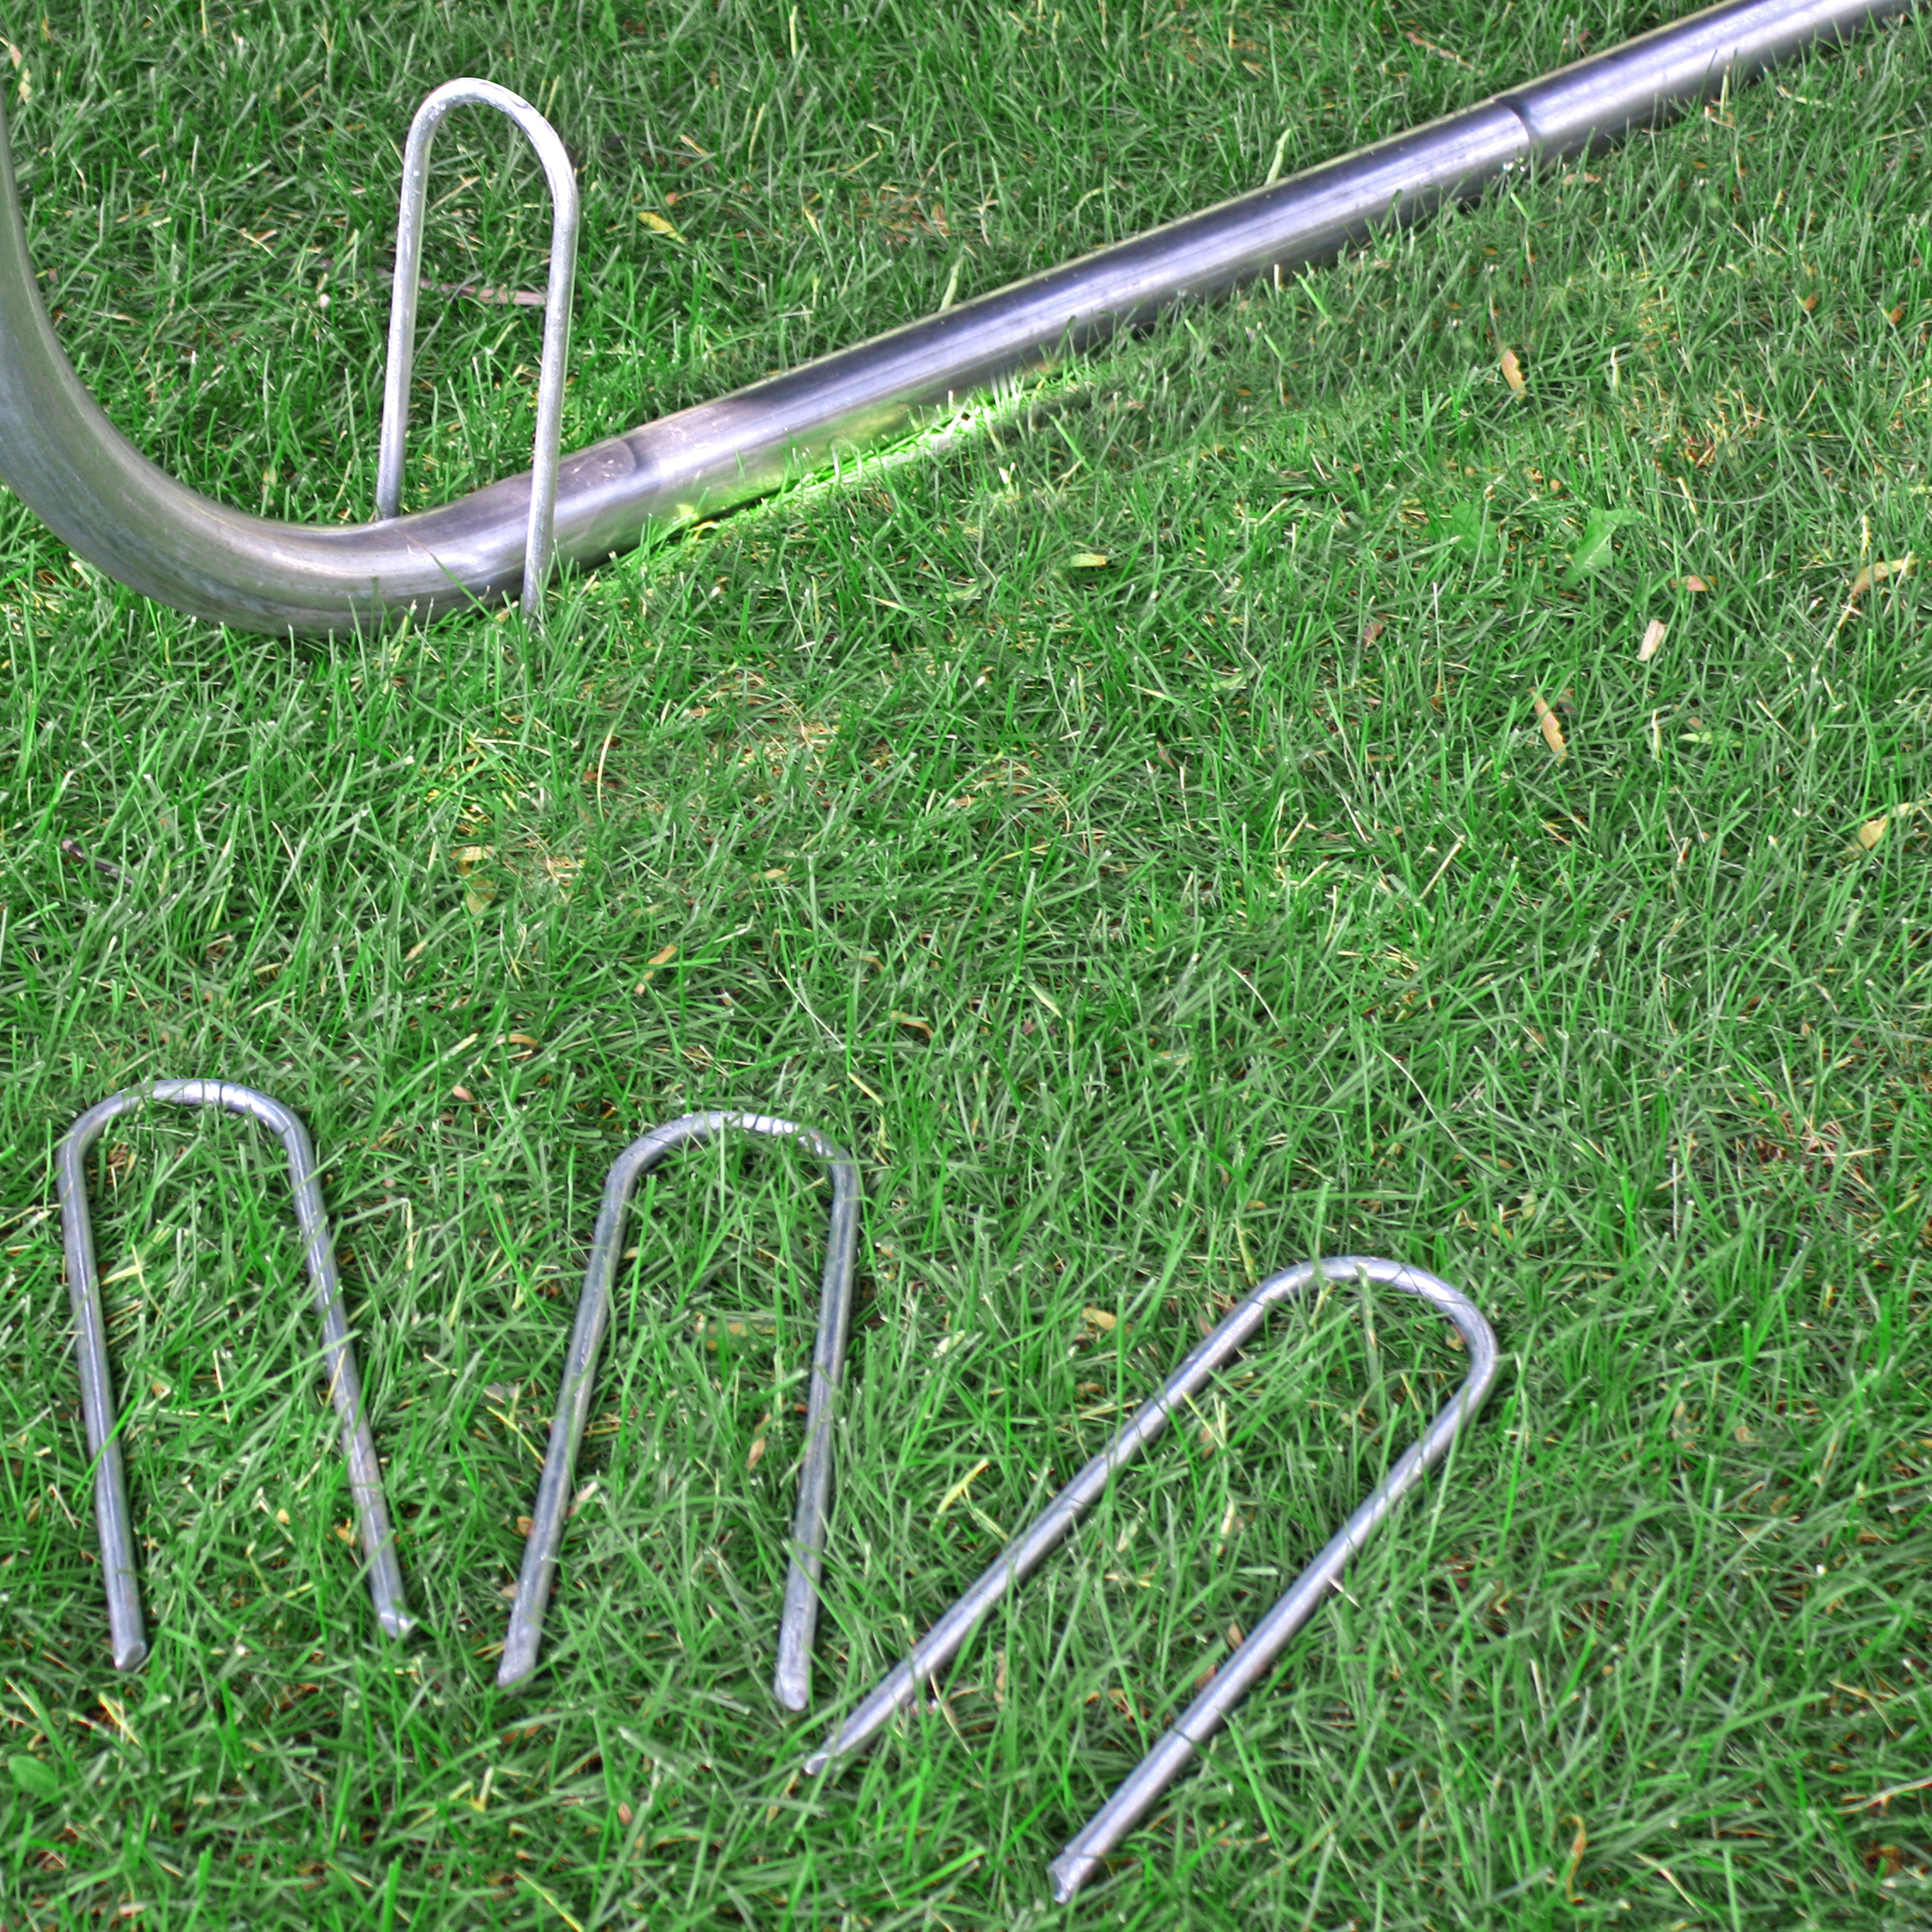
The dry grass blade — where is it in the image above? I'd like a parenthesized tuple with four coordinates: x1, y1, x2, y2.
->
(1404, 28, 1473, 67)
(1637, 618, 1667, 662)
(1532, 690, 1568, 761)
(1564, 1816, 1589, 1906)
(1500, 346, 1526, 393)
(1836, 554, 1915, 632)
(1845, 555, 1914, 601)
(935, 1457, 991, 1517)
(1841, 1772, 1932, 1812)
(430, 279, 545, 308)
(634, 940, 679, 990)
(1419, 836, 1464, 898)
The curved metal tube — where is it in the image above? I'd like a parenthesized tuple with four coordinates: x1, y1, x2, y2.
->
(804, 1255, 1500, 1902)
(498, 1111, 861, 1713)
(0, 0, 1909, 632)
(377, 79, 580, 615)
(55, 1081, 414, 1670)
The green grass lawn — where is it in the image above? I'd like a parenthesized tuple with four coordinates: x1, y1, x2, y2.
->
(3, 0, 1931, 1924)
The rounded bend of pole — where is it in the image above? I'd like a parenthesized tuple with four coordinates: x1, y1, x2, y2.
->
(497, 1112, 860, 1712)
(54, 1082, 415, 1670)
(804, 1256, 1497, 1900)
(374, 78, 581, 614)
(0, 0, 1909, 634)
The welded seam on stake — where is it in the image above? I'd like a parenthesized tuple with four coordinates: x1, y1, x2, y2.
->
(804, 1255, 1500, 1902)
(497, 1111, 861, 1713)
(55, 1082, 415, 1670)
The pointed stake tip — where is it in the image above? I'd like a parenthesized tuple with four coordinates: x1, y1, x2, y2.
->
(1047, 1853, 1092, 1903)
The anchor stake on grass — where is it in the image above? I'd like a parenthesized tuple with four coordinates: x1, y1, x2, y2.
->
(806, 1253, 1499, 1901)
(497, 1111, 861, 1714)
(56, 1081, 415, 1670)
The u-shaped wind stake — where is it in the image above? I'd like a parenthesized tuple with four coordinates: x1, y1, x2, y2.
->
(375, 78, 580, 615)
(498, 1112, 861, 1711)
(55, 1082, 415, 1671)
(806, 1253, 1499, 1900)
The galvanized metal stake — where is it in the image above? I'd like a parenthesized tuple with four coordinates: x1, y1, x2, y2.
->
(56, 1081, 415, 1669)
(375, 77, 580, 616)
(498, 1111, 861, 1712)
(806, 1254, 1499, 1900)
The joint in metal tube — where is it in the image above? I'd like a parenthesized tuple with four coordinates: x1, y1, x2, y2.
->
(1499, 0, 1911, 159)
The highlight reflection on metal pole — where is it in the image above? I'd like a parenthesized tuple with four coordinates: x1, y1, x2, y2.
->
(498, 1112, 860, 1713)
(805, 1255, 1499, 1902)
(375, 79, 580, 616)
(55, 1082, 415, 1670)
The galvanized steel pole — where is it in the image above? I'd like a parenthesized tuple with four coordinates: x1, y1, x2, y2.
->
(0, 0, 1913, 631)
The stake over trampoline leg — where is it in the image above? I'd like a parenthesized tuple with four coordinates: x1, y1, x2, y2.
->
(0, 0, 1909, 631)
(375, 77, 580, 616)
